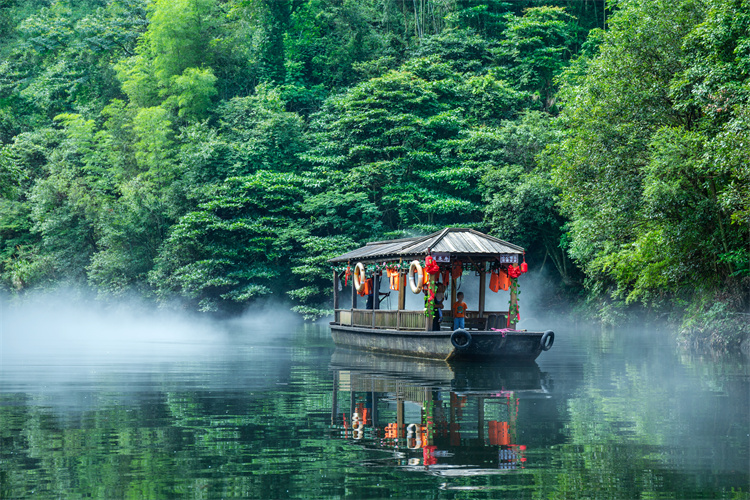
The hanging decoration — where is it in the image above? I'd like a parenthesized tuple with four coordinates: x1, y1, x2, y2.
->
(451, 260, 463, 279)
(520, 253, 528, 274)
(489, 267, 510, 292)
(508, 264, 522, 279)
(386, 267, 400, 291)
(357, 277, 372, 297)
(344, 264, 351, 287)
(423, 279, 435, 317)
(425, 254, 440, 275)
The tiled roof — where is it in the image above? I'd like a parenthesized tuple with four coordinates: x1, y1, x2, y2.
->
(329, 228, 524, 263)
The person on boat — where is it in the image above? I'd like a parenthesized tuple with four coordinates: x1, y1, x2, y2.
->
(433, 282, 446, 330)
(422, 282, 444, 330)
(452, 292, 467, 330)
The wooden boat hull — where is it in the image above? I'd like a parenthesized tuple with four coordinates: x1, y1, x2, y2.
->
(329, 324, 550, 361)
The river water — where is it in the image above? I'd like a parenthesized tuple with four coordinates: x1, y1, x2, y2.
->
(0, 310, 748, 499)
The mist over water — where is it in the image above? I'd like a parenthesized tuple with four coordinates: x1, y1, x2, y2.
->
(0, 289, 747, 498)
(0, 291, 301, 400)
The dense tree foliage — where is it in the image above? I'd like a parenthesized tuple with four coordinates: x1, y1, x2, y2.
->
(552, 0, 749, 345)
(0, 0, 746, 345)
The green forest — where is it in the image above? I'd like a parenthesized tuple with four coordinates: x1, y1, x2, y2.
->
(0, 0, 748, 347)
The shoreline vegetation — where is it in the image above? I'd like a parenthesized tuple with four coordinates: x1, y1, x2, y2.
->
(0, 0, 747, 351)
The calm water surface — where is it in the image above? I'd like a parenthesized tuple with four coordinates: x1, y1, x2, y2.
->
(0, 312, 748, 499)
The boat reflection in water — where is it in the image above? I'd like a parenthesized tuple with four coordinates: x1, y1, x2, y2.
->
(329, 349, 551, 477)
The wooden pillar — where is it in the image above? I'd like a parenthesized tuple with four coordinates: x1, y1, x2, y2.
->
(510, 279, 518, 329)
(425, 302, 431, 331)
(333, 270, 339, 311)
(478, 261, 486, 319)
(398, 270, 406, 310)
(450, 274, 457, 317)
(351, 279, 357, 310)
(425, 276, 433, 331)
(397, 270, 406, 330)
(373, 272, 380, 310)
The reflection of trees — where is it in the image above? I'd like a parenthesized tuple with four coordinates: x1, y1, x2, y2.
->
(528, 335, 750, 499)
(0, 360, 432, 497)
(0, 325, 747, 498)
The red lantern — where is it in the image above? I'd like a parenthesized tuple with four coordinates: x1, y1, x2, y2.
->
(520, 254, 528, 274)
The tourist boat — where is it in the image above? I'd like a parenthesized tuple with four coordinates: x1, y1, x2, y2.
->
(328, 228, 554, 361)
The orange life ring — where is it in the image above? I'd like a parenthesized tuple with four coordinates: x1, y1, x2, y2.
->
(353, 262, 366, 293)
(408, 261, 423, 294)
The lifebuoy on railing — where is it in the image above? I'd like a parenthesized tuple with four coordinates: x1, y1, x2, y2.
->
(540, 330, 555, 351)
(408, 260, 424, 294)
(353, 262, 366, 293)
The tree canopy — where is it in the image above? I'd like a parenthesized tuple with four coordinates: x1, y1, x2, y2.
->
(0, 0, 747, 346)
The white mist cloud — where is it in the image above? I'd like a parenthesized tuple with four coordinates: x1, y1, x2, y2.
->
(0, 291, 303, 397)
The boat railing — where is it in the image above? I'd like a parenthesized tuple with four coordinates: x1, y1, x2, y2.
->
(334, 309, 511, 330)
(334, 309, 426, 331)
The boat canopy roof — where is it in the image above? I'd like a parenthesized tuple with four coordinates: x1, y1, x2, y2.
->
(328, 228, 524, 264)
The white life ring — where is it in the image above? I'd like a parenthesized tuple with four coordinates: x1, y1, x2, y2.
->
(353, 262, 366, 293)
(408, 260, 423, 294)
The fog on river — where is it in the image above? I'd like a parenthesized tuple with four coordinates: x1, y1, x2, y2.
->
(0, 288, 748, 499)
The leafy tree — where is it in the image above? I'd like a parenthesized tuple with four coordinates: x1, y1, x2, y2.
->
(285, 0, 389, 90)
(217, 85, 308, 174)
(551, 0, 748, 337)
(553, 0, 705, 277)
(0, 128, 62, 290)
(446, 0, 511, 37)
(115, 0, 220, 119)
(131, 105, 174, 177)
(170, 67, 217, 120)
(481, 111, 574, 282)
(499, 6, 579, 111)
(88, 178, 169, 297)
(306, 42, 526, 234)
(4, 0, 147, 120)
(149, 171, 310, 312)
